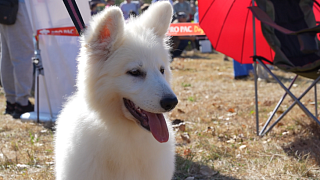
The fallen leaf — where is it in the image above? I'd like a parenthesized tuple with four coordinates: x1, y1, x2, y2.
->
(276, 122, 284, 127)
(263, 100, 272, 106)
(227, 112, 236, 117)
(239, 145, 247, 150)
(172, 119, 186, 132)
(46, 162, 54, 165)
(207, 126, 213, 132)
(181, 133, 191, 143)
(206, 126, 215, 136)
(227, 108, 235, 113)
(183, 148, 192, 156)
(35, 143, 43, 147)
(16, 164, 30, 169)
(179, 124, 186, 132)
(177, 109, 185, 113)
(40, 129, 47, 133)
(226, 139, 235, 143)
(276, 109, 284, 114)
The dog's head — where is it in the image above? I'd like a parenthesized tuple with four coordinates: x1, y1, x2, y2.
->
(77, 1, 178, 143)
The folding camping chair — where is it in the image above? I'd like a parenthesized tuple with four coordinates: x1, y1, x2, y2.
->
(248, 0, 320, 136)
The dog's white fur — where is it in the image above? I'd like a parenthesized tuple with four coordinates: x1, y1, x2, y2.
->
(54, 2, 176, 180)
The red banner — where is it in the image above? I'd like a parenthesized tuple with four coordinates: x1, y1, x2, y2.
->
(167, 23, 205, 36)
(37, 26, 79, 36)
(37, 23, 205, 36)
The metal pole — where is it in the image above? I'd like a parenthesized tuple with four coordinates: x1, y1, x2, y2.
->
(315, 83, 318, 118)
(42, 75, 54, 121)
(32, 35, 54, 122)
(33, 35, 40, 123)
(252, 0, 259, 135)
(36, 70, 39, 123)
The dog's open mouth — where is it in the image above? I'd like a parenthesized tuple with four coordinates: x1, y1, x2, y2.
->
(123, 98, 169, 143)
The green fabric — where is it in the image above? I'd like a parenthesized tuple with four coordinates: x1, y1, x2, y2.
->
(255, 0, 320, 79)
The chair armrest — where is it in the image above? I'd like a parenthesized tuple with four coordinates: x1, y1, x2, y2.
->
(248, 6, 320, 35)
(248, 6, 294, 34)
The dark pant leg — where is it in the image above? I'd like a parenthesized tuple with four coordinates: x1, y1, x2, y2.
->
(172, 40, 189, 58)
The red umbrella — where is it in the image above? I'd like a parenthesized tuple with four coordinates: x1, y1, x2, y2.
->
(198, 0, 272, 64)
(314, 1, 320, 23)
(199, 0, 320, 64)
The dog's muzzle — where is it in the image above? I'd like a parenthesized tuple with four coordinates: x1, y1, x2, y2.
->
(123, 97, 177, 143)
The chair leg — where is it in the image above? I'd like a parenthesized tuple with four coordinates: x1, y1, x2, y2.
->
(260, 77, 320, 135)
(315, 83, 318, 118)
(261, 82, 315, 135)
(259, 75, 298, 136)
(256, 60, 320, 136)
(36, 69, 40, 123)
(254, 61, 259, 136)
(257, 59, 318, 121)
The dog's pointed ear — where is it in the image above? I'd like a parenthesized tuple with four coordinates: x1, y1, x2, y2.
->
(138, 1, 173, 38)
(83, 7, 124, 53)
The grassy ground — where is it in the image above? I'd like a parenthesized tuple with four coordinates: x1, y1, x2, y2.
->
(1, 51, 320, 179)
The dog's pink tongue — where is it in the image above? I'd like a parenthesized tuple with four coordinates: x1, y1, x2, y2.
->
(145, 112, 169, 143)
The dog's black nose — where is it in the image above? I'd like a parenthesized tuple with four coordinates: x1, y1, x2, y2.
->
(160, 96, 178, 111)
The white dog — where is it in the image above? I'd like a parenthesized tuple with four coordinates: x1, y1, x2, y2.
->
(54, 2, 178, 180)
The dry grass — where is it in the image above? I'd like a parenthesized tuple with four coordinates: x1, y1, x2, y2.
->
(0, 96, 55, 179)
(1, 51, 320, 179)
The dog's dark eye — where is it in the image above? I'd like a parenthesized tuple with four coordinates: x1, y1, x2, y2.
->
(160, 67, 164, 74)
(128, 69, 142, 77)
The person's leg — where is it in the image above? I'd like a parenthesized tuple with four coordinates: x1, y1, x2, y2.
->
(5, 2, 34, 118)
(7, 2, 34, 106)
(0, 26, 17, 115)
(195, 37, 200, 50)
(224, 55, 229, 61)
(0, 26, 16, 105)
(172, 39, 189, 58)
